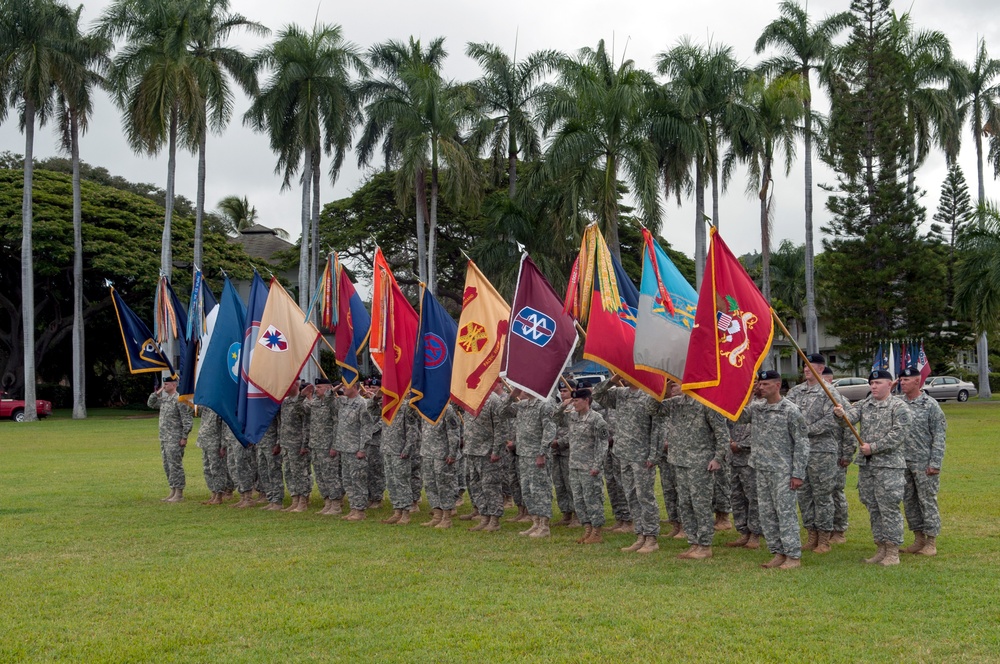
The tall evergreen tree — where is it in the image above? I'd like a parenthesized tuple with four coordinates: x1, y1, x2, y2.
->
(930, 163, 973, 308)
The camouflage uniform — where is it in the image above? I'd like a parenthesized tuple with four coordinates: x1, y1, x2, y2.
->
(279, 395, 311, 498)
(550, 399, 575, 518)
(832, 411, 852, 534)
(502, 395, 556, 519)
(256, 419, 283, 505)
(304, 391, 342, 501)
(841, 396, 912, 547)
(787, 381, 849, 533)
(367, 423, 386, 504)
(602, 407, 632, 523)
(223, 424, 257, 494)
(147, 390, 193, 489)
(378, 398, 419, 510)
(464, 393, 506, 518)
(498, 409, 521, 506)
(728, 418, 760, 536)
(555, 406, 609, 527)
(739, 398, 809, 558)
(196, 407, 228, 494)
(901, 392, 946, 537)
(594, 382, 660, 537)
(656, 395, 730, 546)
(419, 404, 462, 511)
(333, 394, 374, 511)
(653, 411, 679, 523)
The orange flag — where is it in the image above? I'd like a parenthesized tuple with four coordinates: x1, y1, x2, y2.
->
(370, 247, 419, 424)
(247, 278, 321, 401)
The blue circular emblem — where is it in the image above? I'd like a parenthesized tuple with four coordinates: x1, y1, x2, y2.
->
(227, 342, 241, 383)
(423, 333, 448, 369)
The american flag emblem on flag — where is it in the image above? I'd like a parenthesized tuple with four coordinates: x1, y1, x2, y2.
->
(717, 311, 733, 331)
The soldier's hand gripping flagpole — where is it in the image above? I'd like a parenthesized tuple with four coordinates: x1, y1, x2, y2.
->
(769, 309, 865, 447)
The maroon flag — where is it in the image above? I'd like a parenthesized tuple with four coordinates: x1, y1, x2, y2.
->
(500, 254, 579, 400)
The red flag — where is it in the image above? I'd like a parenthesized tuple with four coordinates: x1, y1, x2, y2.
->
(500, 254, 578, 400)
(682, 228, 774, 420)
(917, 340, 932, 386)
(370, 248, 419, 424)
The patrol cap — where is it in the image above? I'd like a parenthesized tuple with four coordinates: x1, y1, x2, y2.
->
(869, 369, 893, 381)
(899, 366, 921, 378)
(315, 377, 332, 385)
(822, 367, 834, 376)
(805, 353, 826, 364)
(757, 369, 781, 381)
(559, 378, 577, 391)
(162, 375, 178, 383)
(570, 388, 592, 399)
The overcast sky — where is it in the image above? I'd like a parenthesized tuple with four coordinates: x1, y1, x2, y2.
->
(2, 0, 999, 264)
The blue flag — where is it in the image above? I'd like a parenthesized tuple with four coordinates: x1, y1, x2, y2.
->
(335, 262, 372, 386)
(410, 286, 458, 423)
(237, 272, 279, 444)
(178, 272, 209, 403)
(194, 277, 250, 445)
(111, 287, 174, 376)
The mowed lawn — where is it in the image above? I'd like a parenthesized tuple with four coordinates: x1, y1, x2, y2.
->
(1, 402, 999, 663)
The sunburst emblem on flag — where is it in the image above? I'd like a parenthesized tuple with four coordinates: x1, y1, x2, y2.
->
(258, 324, 288, 352)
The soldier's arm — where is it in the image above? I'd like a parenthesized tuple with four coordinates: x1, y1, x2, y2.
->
(870, 401, 911, 455)
(146, 392, 160, 409)
(179, 402, 194, 436)
(445, 409, 462, 459)
(644, 415, 659, 464)
(488, 401, 504, 458)
(929, 401, 947, 470)
(592, 380, 616, 409)
(790, 407, 810, 480)
(538, 401, 557, 456)
(594, 415, 611, 472)
(707, 410, 730, 465)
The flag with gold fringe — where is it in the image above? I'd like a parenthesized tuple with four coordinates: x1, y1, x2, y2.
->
(370, 247, 419, 424)
(410, 285, 459, 424)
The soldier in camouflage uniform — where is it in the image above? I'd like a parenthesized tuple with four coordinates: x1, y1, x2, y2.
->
(499, 393, 527, 521)
(739, 371, 809, 569)
(462, 386, 506, 532)
(594, 376, 662, 553)
(822, 367, 853, 543)
(223, 422, 257, 508)
(367, 421, 386, 508)
(786, 354, 849, 554)
(554, 388, 610, 544)
(257, 418, 284, 510)
(549, 382, 578, 527)
(725, 413, 761, 549)
(653, 381, 682, 538)
(655, 386, 730, 559)
(332, 383, 376, 521)
(501, 390, 557, 537)
(898, 366, 947, 556)
(196, 406, 227, 505)
(147, 376, 193, 503)
(304, 378, 342, 515)
(376, 396, 420, 524)
(834, 369, 912, 566)
(602, 406, 633, 533)
(418, 404, 463, 529)
(278, 382, 311, 512)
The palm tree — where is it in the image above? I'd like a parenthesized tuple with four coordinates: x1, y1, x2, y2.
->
(754, 0, 852, 353)
(358, 37, 481, 294)
(543, 39, 660, 260)
(216, 194, 257, 232)
(955, 202, 1000, 380)
(0, 0, 75, 420)
(465, 41, 558, 196)
(188, 0, 267, 272)
(245, 23, 366, 308)
(53, 7, 111, 419)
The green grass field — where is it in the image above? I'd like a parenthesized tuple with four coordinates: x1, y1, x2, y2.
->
(2, 402, 999, 663)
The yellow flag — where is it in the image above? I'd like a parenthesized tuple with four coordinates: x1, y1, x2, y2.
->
(450, 260, 510, 416)
(248, 278, 321, 400)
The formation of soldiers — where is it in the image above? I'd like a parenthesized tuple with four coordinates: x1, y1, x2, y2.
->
(148, 352, 947, 569)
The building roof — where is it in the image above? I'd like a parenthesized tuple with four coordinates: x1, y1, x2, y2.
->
(229, 225, 294, 264)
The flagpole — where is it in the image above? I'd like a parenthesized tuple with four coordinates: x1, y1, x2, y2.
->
(770, 309, 864, 447)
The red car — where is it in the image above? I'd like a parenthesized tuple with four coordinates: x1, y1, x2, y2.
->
(0, 392, 53, 422)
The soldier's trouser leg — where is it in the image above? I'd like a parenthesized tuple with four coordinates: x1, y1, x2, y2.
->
(551, 454, 574, 516)
(330, 453, 345, 500)
(281, 446, 312, 497)
(858, 466, 904, 546)
(259, 444, 285, 503)
(622, 461, 660, 537)
(425, 458, 458, 511)
(658, 459, 679, 522)
(480, 455, 504, 517)
(504, 448, 523, 506)
(811, 452, 838, 532)
(713, 462, 732, 514)
(468, 455, 487, 514)
(341, 454, 369, 511)
(604, 454, 630, 521)
(410, 453, 423, 503)
(161, 438, 186, 489)
(383, 451, 413, 510)
(756, 469, 801, 558)
(570, 468, 605, 527)
(518, 453, 553, 518)
(228, 443, 257, 494)
(457, 454, 467, 495)
(201, 442, 227, 493)
(366, 444, 385, 502)
(731, 464, 760, 535)
(904, 465, 941, 536)
(832, 465, 849, 532)
(675, 465, 715, 547)
(312, 446, 336, 500)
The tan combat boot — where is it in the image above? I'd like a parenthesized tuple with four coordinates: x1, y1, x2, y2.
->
(778, 556, 801, 569)
(166, 489, 184, 503)
(161, 488, 177, 502)
(201, 492, 223, 505)
(745, 533, 761, 550)
(726, 533, 750, 548)
(584, 526, 603, 544)
(459, 507, 480, 522)
(329, 499, 343, 515)
(529, 517, 550, 538)
(262, 501, 283, 511)
(567, 513, 582, 528)
(637, 536, 659, 554)
(410, 501, 420, 514)
(519, 515, 539, 536)
(221, 490, 234, 501)
(830, 531, 847, 544)
(616, 520, 635, 534)
(917, 535, 937, 556)
(369, 499, 383, 510)
(672, 526, 687, 540)
(621, 535, 646, 552)
(803, 529, 819, 551)
(879, 545, 900, 566)
(553, 512, 573, 527)
(813, 531, 832, 554)
(607, 518, 625, 533)
(863, 542, 887, 564)
(761, 554, 786, 569)
(421, 508, 443, 527)
(317, 498, 331, 515)
(482, 516, 501, 532)
(503, 496, 514, 509)
(576, 525, 592, 544)
(677, 545, 697, 559)
(513, 506, 532, 523)
(281, 496, 298, 512)
(469, 514, 488, 532)
(902, 531, 926, 554)
(234, 492, 254, 509)
(714, 512, 732, 531)
(435, 510, 453, 529)
(345, 508, 367, 522)
(664, 521, 682, 539)
(382, 509, 403, 524)
(687, 545, 713, 560)
(396, 509, 411, 525)
(291, 496, 309, 513)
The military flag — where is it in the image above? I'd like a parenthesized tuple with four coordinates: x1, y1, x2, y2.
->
(451, 260, 510, 416)
(370, 247, 419, 423)
(332, 254, 371, 387)
(634, 228, 699, 383)
(501, 253, 578, 400)
(110, 287, 174, 376)
(410, 285, 459, 423)
(177, 271, 215, 404)
(872, 342, 886, 373)
(193, 277, 250, 445)
(153, 276, 188, 366)
(682, 227, 774, 420)
(237, 272, 277, 444)
(917, 340, 932, 385)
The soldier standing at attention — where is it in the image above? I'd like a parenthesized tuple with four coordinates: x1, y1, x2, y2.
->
(834, 369, 912, 566)
(376, 395, 420, 525)
(550, 381, 578, 528)
(196, 406, 227, 505)
(224, 417, 257, 509)
(822, 367, 852, 543)
(147, 375, 193, 503)
(257, 418, 284, 511)
(418, 404, 463, 529)
(278, 381, 310, 513)
(738, 370, 809, 569)
(654, 381, 683, 539)
(555, 388, 609, 544)
(463, 385, 507, 533)
(725, 411, 761, 550)
(304, 378, 340, 515)
(593, 375, 661, 554)
(501, 389, 557, 538)
(898, 366, 947, 556)
(332, 382, 375, 521)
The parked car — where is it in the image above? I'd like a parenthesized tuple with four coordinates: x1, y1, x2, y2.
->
(0, 392, 53, 422)
(922, 376, 978, 402)
(832, 377, 871, 402)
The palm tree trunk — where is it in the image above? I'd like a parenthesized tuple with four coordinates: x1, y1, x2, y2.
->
(415, 168, 428, 284)
(193, 123, 207, 271)
(760, 164, 771, 302)
(975, 126, 991, 398)
(803, 92, 819, 354)
(607, 155, 621, 261)
(21, 99, 37, 420)
(299, 144, 313, 310)
(508, 125, 517, 198)
(428, 151, 440, 296)
(694, 160, 707, 289)
(162, 104, 177, 281)
(71, 110, 86, 419)
(310, 148, 320, 298)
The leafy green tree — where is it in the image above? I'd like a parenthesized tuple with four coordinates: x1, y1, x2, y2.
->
(930, 163, 973, 307)
(954, 202, 1000, 373)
